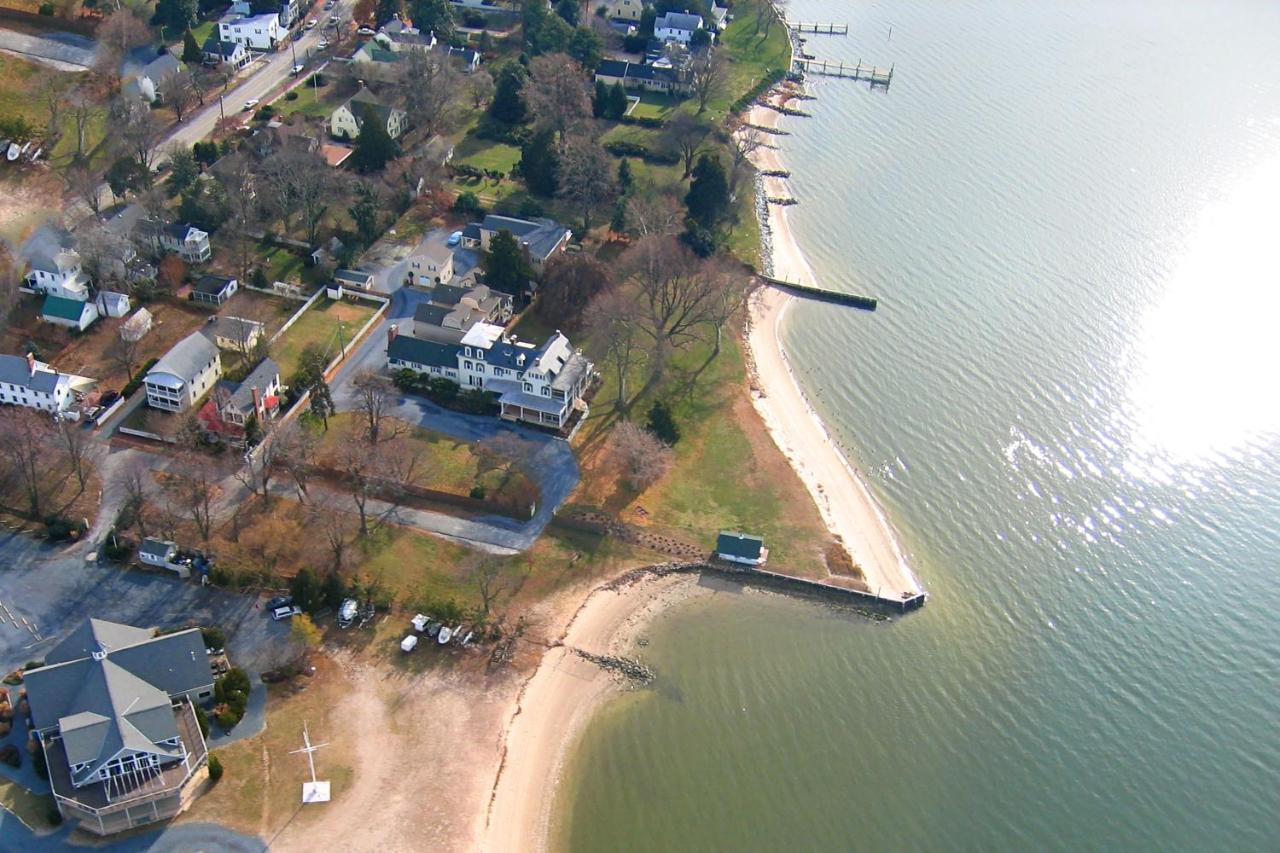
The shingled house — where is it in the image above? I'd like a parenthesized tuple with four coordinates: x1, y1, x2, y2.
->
(23, 618, 213, 835)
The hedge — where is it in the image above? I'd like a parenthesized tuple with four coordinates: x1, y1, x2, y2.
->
(122, 358, 159, 398)
(618, 114, 666, 129)
(603, 140, 680, 165)
(208, 753, 223, 782)
(730, 67, 789, 116)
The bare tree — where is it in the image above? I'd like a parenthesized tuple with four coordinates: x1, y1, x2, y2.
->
(352, 370, 396, 444)
(689, 48, 730, 114)
(556, 133, 616, 232)
(275, 419, 320, 501)
(338, 435, 421, 536)
(608, 420, 672, 490)
(467, 67, 495, 109)
(399, 49, 460, 137)
(467, 557, 508, 618)
(215, 154, 262, 286)
(623, 235, 720, 378)
(525, 53, 592, 134)
(121, 459, 150, 537)
(0, 409, 51, 517)
(75, 222, 134, 287)
(261, 147, 340, 244)
(585, 288, 646, 409)
(623, 190, 684, 238)
(94, 11, 152, 90)
(109, 96, 165, 184)
(158, 72, 196, 122)
(57, 418, 93, 492)
(665, 111, 711, 178)
(234, 424, 281, 509)
(67, 86, 99, 159)
(727, 115, 766, 194)
(62, 160, 104, 217)
(306, 493, 354, 571)
(0, 247, 17, 339)
(38, 77, 69, 154)
(168, 450, 222, 543)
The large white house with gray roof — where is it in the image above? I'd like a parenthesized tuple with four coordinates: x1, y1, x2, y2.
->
(655, 10, 704, 43)
(23, 618, 212, 835)
(0, 352, 73, 412)
(144, 331, 222, 412)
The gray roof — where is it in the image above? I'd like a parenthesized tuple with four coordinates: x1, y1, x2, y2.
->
(142, 53, 182, 81)
(550, 350, 592, 392)
(150, 331, 219, 384)
(497, 388, 566, 415)
(194, 274, 236, 296)
(480, 215, 570, 261)
(716, 531, 764, 560)
(345, 87, 399, 129)
(657, 11, 703, 31)
(138, 538, 176, 560)
(388, 333, 460, 369)
(203, 38, 245, 58)
(204, 315, 263, 346)
(20, 224, 76, 272)
(414, 303, 457, 328)
(596, 59, 681, 85)
(25, 619, 210, 782)
(334, 268, 374, 287)
(225, 358, 280, 412)
(0, 353, 63, 395)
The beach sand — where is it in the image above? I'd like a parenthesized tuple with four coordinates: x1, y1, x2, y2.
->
(743, 98, 923, 601)
(480, 571, 707, 853)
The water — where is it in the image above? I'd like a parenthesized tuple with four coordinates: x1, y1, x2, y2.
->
(560, 1, 1280, 850)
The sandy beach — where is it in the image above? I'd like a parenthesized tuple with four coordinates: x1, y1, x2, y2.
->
(480, 571, 707, 853)
(743, 98, 923, 601)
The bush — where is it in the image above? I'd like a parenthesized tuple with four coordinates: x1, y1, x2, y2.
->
(603, 140, 680, 165)
(463, 9, 485, 27)
(213, 667, 251, 729)
(452, 191, 485, 216)
(195, 704, 210, 739)
(31, 741, 47, 780)
(38, 2, 54, 14)
(285, 90, 299, 101)
(256, 105, 275, 120)
(0, 744, 20, 767)
(201, 626, 227, 650)
(102, 536, 133, 562)
(646, 401, 681, 444)
(622, 33, 646, 52)
(44, 516, 84, 543)
(45, 803, 62, 827)
(122, 358, 160, 398)
(207, 753, 223, 782)
(618, 114, 666, 129)
(469, 484, 487, 500)
(309, 73, 327, 87)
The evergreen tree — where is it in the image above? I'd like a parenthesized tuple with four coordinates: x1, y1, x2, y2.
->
(484, 229, 533, 295)
(411, 0, 455, 42)
(374, 0, 401, 28)
(181, 28, 201, 64)
(489, 62, 528, 124)
(685, 152, 729, 227)
(152, 0, 197, 31)
(617, 157, 633, 193)
(554, 0, 578, 25)
(592, 80, 609, 118)
(606, 81, 629, 119)
(350, 181, 381, 247)
(352, 106, 399, 173)
(646, 401, 681, 444)
(568, 26, 602, 70)
(520, 128, 559, 197)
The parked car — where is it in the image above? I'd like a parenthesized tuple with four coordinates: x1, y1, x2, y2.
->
(447, 230, 462, 247)
(243, 98, 260, 111)
(266, 595, 293, 611)
(291, 63, 305, 75)
(99, 389, 120, 406)
(357, 26, 375, 35)
(292, 29, 304, 41)
(318, 39, 330, 49)
(305, 18, 317, 29)
(272, 605, 303, 621)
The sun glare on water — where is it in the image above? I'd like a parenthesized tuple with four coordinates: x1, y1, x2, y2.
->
(1125, 155, 1280, 469)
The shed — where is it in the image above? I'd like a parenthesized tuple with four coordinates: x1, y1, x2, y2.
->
(715, 531, 768, 566)
(97, 291, 132, 318)
(121, 308, 154, 341)
(42, 294, 99, 331)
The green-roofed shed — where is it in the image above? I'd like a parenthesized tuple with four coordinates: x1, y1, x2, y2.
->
(42, 294, 99, 331)
(716, 531, 768, 566)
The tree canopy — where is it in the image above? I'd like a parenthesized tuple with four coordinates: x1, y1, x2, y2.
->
(484, 230, 533, 296)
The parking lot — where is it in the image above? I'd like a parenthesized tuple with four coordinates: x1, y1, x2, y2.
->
(0, 533, 293, 677)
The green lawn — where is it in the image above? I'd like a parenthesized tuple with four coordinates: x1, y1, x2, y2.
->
(628, 92, 680, 120)
(706, 0, 793, 120)
(190, 20, 217, 45)
(258, 244, 307, 284)
(273, 297, 377, 380)
(275, 81, 339, 119)
(453, 134, 522, 173)
(0, 53, 105, 167)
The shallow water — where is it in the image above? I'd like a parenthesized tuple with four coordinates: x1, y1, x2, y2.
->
(560, 1, 1280, 850)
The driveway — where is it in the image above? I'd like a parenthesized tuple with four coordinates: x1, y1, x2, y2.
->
(0, 533, 293, 677)
(0, 817, 266, 852)
(0, 27, 97, 70)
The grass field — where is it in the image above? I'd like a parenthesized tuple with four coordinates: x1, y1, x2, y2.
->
(275, 80, 341, 119)
(273, 297, 377, 380)
(453, 134, 522, 173)
(628, 92, 681, 121)
(258, 243, 308, 284)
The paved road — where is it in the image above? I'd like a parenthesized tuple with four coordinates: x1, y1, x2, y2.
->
(0, 533, 293, 677)
(0, 26, 96, 70)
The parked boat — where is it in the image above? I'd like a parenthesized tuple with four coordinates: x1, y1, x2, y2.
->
(337, 598, 358, 629)
(6, 144, 19, 161)
(411, 613, 429, 633)
(426, 621, 441, 638)
(461, 631, 475, 647)
(437, 625, 453, 644)
(400, 635, 418, 652)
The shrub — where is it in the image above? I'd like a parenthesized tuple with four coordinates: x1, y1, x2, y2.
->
(603, 140, 680, 165)
(102, 536, 133, 562)
(452, 191, 485, 216)
(38, 2, 54, 14)
(122, 358, 160, 398)
(618, 114, 666, 129)
(285, 90, 299, 101)
(256, 105, 275, 120)
(213, 667, 251, 729)
(207, 753, 223, 782)
(195, 704, 211, 739)
(469, 484, 487, 500)
(0, 744, 20, 768)
(45, 803, 62, 827)
(215, 708, 238, 729)
(201, 626, 227, 650)
(646, 401, 681, 444)
(44, 516, 84, 543)
(30, 741, 47, 780)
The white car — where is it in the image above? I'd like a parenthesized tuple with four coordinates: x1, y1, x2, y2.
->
(357, 26, 375, 35)
(243, 98, 260, 111)
(291, 63, 305, 75)
(318, 39, 330, 49)
(305, 18, 317, 29)
(272, 605, 302, 621)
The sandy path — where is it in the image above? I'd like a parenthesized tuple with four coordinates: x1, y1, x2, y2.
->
(481, 572, 705, 853)
(742, 98, 923, 601)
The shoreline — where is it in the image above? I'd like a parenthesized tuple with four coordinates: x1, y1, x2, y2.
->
(480, 570, 710, 853)
(743, 96, 924, 601)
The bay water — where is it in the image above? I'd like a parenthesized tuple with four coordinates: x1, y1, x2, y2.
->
(560, 1, 1280, 849)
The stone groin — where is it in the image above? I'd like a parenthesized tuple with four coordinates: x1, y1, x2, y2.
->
(744, 123, 791, 136)
(573, 649, 656, 685)
(760, 168, 791, 178)
(758, 101, 813, 117)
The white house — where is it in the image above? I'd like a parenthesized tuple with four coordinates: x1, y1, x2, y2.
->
(42, 295, 99, 332)
(0, 352, 73, 412)
(329, 87, 408, 140)
(655, 11, 703, 43)
(191, 275, 238, 307)
(122, 53, 183, 104)
(25, 248, 90, 301)
(205, 315, 264, 352)
(201, 38, 250, 70)
(388, 322, 594, 429)
(141, 220, 211, 264)
(605, 0, 643, 23)
(404, 244, 455, 287)
(144, 331, 222, 412)
(217, 12, 282, 52)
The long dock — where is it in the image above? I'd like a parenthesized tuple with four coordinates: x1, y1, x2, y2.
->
(793, 57, 894, 87)
(785, 21, 848, 35)
(761, 275, 878, 311)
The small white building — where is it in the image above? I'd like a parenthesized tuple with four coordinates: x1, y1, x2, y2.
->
(42, 295, 99, 332)
(25, 248, 90, 301)
(217, 12, 282, 52)
(96, 291, 131, 318)
(329, 87, 407, 141)
(144, 331, 222, 412)
(137, 537, 180, 572)
(404, 244, 455, 287)
(0, 353, 73, 412)
(120, 308, 154, 342)
(205, 315, 265, 352)
(655, 11, 703, 43)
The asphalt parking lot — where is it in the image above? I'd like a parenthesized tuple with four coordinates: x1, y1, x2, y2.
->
(0, 533, 293, 677)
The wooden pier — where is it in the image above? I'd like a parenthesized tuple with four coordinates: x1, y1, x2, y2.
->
(786, 21, 848, 35)
(793, 57, 894, 87)
(761, 275, 878, 311)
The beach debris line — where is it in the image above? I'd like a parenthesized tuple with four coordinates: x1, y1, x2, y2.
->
(573, 649, 655, 686)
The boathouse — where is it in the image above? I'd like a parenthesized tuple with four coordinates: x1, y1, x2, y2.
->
(715, 531, 768, 566)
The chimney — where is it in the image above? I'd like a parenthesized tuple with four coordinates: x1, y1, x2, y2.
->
(387, 324, 399, 348)
(26, 352, 35, 376)
(251, 386, 261, 418)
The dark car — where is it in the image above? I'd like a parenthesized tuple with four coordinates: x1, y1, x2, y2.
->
(265, 595, 293, 611)
(99, 390, 120, 406)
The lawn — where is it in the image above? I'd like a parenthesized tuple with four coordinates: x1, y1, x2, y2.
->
(453, 134, 522, 174)
(189, 19, 217, 45)
(275, 80, 341, 119)
(705, 0, 793, 120)
(273, 297, 377, 380)
(0, 53, 106, 167)
(628, 92, 680, 121)
(258, 243, 308, 284)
